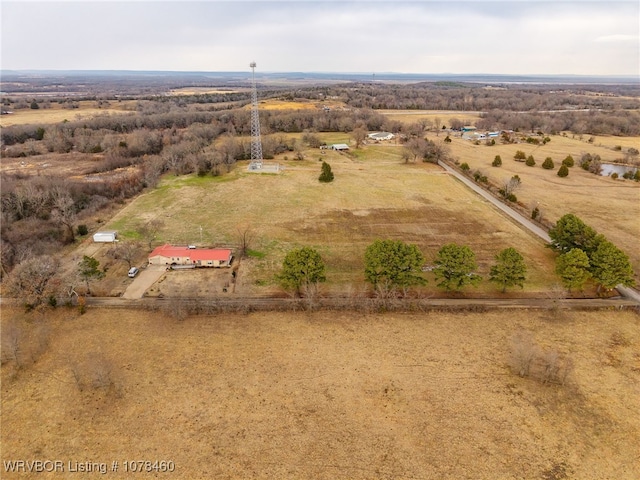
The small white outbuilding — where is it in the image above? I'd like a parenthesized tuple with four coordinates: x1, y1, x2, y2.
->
(93, 231, 117, 243)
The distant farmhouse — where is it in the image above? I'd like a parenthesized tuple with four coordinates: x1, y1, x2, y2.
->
(367, 132, 395, 141)
(330, 143, 350, 151)
(148, 245, 233, 268)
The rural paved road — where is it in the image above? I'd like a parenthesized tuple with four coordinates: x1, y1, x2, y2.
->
(438, 160, 640, 304)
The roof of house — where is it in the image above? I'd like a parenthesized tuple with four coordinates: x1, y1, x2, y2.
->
(149, 244, 232, 261)
(368, 132, 394, 139)
(332, 143, 349, 149)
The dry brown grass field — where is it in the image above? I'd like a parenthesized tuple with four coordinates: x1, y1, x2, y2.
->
(244, 99, 347, 111)
(443, 134, 640, 276)
(378, 109, 483, 127)
(168, 87, 247, 95)
(103, 143, 558, 297)
(2, 307, 639, 479)
(0, 100, 137, 127)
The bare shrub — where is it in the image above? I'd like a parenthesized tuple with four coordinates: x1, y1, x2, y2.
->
(1, 320, 23, 367)
(509, 331, 540, 378)
(161, 296, 188, 321)
(1, 318, 52, 367)
(88, 353, 114, 389)
(68, 352, 115, 391)
(509, 330, 574, 385)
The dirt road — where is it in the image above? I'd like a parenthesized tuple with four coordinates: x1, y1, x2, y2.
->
(438, 160, 551, 242)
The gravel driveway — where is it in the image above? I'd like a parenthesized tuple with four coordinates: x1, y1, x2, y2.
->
(122, 264, 166, 299)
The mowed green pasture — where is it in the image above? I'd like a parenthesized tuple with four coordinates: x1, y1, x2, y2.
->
(106, 147, 557, 296)
(444, 134, 640, 276)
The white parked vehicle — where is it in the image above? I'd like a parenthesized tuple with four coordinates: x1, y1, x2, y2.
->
(128, 267, 139, 278)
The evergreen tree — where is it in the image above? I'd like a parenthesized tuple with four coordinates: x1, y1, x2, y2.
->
(492, 155, 502, 167)
(433, 243, 481, 291)
(542, 157, 555, 169)
(525, 155, 535, 166)
(557, 164, 569, 177)
(548, 214, 602, 255)
(319, 161, 334, 182)
(364, 239, 425, 295)
(78, 255, 104, 293)
(278, 247, 326, 297)
(589, 240, 634, 292)
(555, 249, 591, 292)
(514, 150, 526, 161)
(489, 247, 527, 292)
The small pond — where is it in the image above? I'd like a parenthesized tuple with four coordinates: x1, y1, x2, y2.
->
(599, 163, 638, 177)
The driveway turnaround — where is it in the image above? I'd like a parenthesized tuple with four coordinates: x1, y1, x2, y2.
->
(122, 264, 166, 299)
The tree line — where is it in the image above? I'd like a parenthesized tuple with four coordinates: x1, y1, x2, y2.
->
(278, 214, 635, 299)
(549, 214, 634, 293)
(278, 240, 527, 299)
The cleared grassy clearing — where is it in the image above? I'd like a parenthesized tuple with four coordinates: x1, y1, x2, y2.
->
(168, 87, 246, 95)
(243, 99, 347, 111)
(3, 308, 639, 479)
(445, 134, 640, 276)
(0, 100, 136, 126)
(105, 148, 557, 296)
(378, 109, 483, 127)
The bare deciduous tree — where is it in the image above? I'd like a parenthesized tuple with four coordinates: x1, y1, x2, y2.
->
(235, 225, 256, 258)
(139, 219, 164, 251)
(403, 137, 428, 163)
(4, 255, 60, 309)
(352, 126, 368, 148)
(117, 241, 142, 269)
(51, 187, 77, 243)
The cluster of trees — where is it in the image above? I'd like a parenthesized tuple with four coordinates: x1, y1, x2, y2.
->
(513, 151, 574, 177)
(4, 251, 115, 311)
(549, 214, 634, 293)
(477, 109, 640, 136)
(0, 168, 151, 277)
(278, 240, 528, 298)
(401, 137, 451, 164)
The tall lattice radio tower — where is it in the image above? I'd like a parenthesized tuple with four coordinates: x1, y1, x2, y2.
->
(249, 62, 263, 169)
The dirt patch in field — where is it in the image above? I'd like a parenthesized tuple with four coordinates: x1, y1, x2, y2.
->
(2, 308, 639, 479)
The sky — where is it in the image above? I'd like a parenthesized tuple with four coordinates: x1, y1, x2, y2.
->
(1, 0, 638, 76)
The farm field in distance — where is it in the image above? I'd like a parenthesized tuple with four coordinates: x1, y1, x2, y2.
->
(0, 100, 137, 127)
(2, 307, 639, 480)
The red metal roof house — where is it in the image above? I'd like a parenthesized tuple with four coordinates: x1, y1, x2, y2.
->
(148, 245, 233, 268)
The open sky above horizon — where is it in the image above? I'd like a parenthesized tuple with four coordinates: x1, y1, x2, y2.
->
(1, 0, 638, 76)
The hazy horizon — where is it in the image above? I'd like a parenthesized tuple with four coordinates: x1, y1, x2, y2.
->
(2, 1, 638, 76)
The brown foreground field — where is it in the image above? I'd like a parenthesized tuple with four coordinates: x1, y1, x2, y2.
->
(2, 307, 639, 479)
